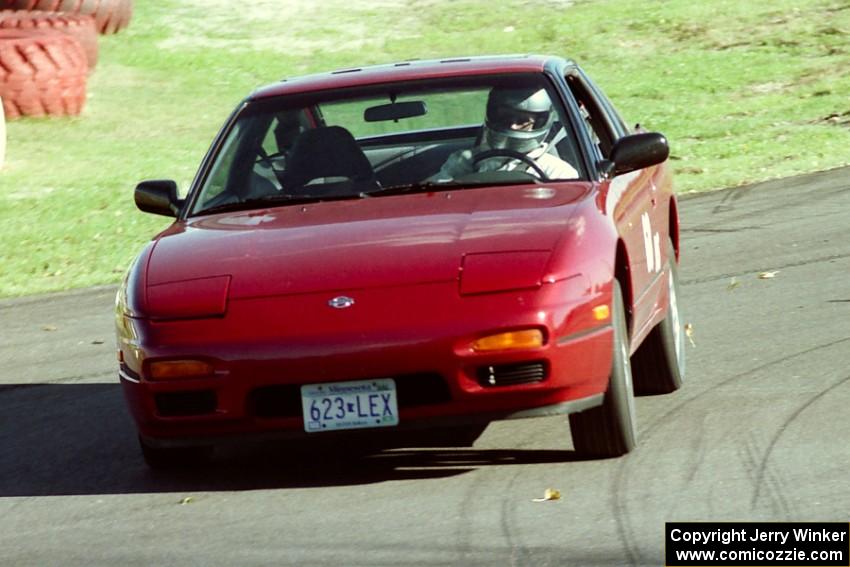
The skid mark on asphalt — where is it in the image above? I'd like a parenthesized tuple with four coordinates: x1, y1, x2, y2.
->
(739, 435, 796, 519)
(610, 466, 640, 566)
(496, 427, 542, 567)
(749, 373, 850, 510)
(0, 286, 117, 309)
(683, 414, 708, 485)
(453, 427, 537, 566)
(682, 225, 765, 234)
(708, 185, 753, 214)
(455, 470, 488, 563)
(499, 467, 530, 567)
(698, 177, 849, 221)
(0, 369, 115, 392)
(681, 252, 850, 286)
(610, 336, 850, 565)
(684, 205, 848, 239)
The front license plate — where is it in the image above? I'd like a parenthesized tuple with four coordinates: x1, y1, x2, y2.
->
(301, 378, 399, 433)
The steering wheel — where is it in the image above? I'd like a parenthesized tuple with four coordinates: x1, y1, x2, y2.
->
(472, 149, 550, 181)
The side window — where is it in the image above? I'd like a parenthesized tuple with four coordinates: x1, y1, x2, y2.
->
(577, 99, 601, 157)
(199, 114, 283, 206)
(580, 71, 631, 137)
(565, 74, 617, 159)
(201, 120, 249, 205)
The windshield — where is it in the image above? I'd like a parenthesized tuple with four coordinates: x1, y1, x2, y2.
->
(190, 73, 585, 216)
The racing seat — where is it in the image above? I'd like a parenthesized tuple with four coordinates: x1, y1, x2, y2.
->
(283, 126, 378, 196)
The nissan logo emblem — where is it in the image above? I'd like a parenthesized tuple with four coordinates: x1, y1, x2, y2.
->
(328, 296, 355, 309)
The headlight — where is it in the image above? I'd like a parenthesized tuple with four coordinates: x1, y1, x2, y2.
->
(460, 251, 550, 295)
(147, 275, 231, 319)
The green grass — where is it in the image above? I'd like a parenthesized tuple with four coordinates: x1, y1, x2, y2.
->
(2, 0, 849, 297)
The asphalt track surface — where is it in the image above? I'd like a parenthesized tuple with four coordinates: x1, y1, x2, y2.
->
(1, 167, 848, 566)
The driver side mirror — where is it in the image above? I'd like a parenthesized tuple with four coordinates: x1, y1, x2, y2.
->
(604, 132, 670, 177)
(134, 180, 183, 217)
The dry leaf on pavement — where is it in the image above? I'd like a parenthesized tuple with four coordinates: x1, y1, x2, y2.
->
(684, 323, 695, 347)
(532, 488, 562, 502)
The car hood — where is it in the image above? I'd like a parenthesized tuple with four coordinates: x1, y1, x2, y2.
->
(146, 184, 591, 299)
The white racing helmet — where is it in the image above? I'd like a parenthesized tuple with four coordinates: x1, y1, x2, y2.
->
(483, 86, 555, 153)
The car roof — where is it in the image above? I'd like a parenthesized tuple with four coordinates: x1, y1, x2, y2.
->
(250, 54, 573, 100)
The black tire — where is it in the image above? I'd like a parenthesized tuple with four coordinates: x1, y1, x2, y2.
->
(569, 280, 637, 457)
(139, 437, 213, 470)
(632, 238, 685, 395)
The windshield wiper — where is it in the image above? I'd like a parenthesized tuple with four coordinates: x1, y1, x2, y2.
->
(364, 181, 447, 197)
(194, 193, 361, 216)
(367, 177, 544, 197)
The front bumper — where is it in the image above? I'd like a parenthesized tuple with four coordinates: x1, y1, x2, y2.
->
(119, 279, 614, 446)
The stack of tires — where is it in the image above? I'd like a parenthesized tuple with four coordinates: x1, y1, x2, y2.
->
(0, 97, 5, 168)
(0, 0, 133, 168)
(2, 0, 133, 34)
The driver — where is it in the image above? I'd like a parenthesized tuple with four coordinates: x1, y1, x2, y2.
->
(432, 86, 578, 181)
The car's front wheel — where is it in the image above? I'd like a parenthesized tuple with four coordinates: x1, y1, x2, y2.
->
(568, 280, 637, 458)
(632, 238, 685, 395)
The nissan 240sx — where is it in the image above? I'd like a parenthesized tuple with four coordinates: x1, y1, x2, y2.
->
(116, 55, 685, 468)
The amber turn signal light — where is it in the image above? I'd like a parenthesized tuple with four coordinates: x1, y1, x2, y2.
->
(472, 329, 544, 352)
(592, 304, 611, 321)
(149, 360, 214, 380)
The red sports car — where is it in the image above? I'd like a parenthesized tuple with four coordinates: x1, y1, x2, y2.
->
(116, 55, 685, 467)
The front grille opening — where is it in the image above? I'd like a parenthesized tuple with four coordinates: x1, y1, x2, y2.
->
(246, 373, 451, 418)
(395, 373, 451, 408)
(477, 361, 547, 387)
(155, 390, 217, 417)
(248, 385, 302, 418)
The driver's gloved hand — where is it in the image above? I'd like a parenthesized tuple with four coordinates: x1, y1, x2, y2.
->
(443, 149, 475, 177)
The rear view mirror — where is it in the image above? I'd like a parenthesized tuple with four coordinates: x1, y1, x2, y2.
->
(364, 100, 427, 122)
(609, 132, 669, 176)
(135, 179, 183, 217)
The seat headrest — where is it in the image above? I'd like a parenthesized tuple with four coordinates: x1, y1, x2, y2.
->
(284, 126, 375, 193)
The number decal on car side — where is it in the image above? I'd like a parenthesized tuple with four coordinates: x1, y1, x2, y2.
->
(642, 212, 661, 274)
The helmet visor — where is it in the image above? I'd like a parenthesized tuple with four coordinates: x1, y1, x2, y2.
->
(487, 105, 551, 132)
